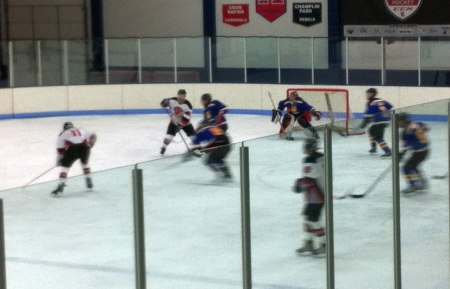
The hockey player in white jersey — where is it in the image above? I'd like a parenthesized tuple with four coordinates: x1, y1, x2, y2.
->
(160, 89, 196, 155)
(293, 138, 326, 255)
(51, 122, 96, 196)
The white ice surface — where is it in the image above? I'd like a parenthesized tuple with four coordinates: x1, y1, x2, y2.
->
(0, 114, 448, 289)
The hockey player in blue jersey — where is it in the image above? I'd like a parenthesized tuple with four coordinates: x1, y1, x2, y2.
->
(187, 121, 232, 180)
(359, 88, 393, 157)
(272, 91, 322, 140)
(398, 113, 429, 194)
(200, 93, 228, 131)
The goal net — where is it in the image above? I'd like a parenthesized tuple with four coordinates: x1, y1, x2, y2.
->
(286, 88, 364, 136)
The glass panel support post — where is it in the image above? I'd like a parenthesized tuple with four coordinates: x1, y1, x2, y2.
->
(448, 101, 450, 271)
(240, 145, 252, 289)
(8, 42, 14, 88)
(132, 168, 147, 289)
(244, 38, 247, 83)
(137, 39, 142, 84)
(324, 126, 335, 289)
(104, 39, 109, 84)
(208, 37, 213, 83)
(277, 37, 281, 84)
(173, 39, 178, 83)
(418, 37, 421, 86)
(381, 37, 386, 85)
(345, 37, 349, 85)
(62, 40, 69, 86)
(392, 112, 402, 289)
(36, 41, 42, 86)
(311, 37, 315, 84)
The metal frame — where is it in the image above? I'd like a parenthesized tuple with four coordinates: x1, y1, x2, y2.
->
(324, 126, 335, 289)
(104, 39, 109, 84)
(132, 168, 147, 289)
(137, 39, 142, 84)
(392, 112, 402, 289)
(240, 145, 252, 289)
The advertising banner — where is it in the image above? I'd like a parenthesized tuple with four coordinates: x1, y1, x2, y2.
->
(255, 0, 287, 22)
(222, 4, 250, 27)
(293, 3, 322, 27)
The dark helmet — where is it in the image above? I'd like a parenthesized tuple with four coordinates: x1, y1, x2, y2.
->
(366, 87, 378, 97)
(177, 89, 186, 95)
(304, 138, 318, 152)
(201, 93, 212, 102)
(63, 122, 74, 130)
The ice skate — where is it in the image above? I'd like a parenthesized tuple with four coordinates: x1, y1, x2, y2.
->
(86, 177, 93, 189)
(368, 148, 377, 154)
(415, 178, 429, 191)
(296, 240, 314, 254)
(313, 243, 326, 255)
(51, 183, 65, 197)
(285, 136, 295, 141)
(380, 150, 392, 157)
(160, 147, 166, 155)
(401, 186, 416, 194)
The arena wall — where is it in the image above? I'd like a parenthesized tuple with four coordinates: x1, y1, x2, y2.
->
(0, 84, 449, 120)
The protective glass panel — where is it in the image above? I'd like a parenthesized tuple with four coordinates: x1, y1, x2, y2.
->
(245, 129, 326, 289)
(108, 38, 139, 84)
(0, 166, 135, 289)
(333, 117, 394, 288)
(347, 38, 382, 85)
(420, 38, 450, 87)
(67, 39, 89, 85)
(214, 37, 245, 83)
(385, 38, 418, 86)
(40, 40, 63, 86)
(175, 37, 204, 83)
(12, 41, 37, 87)
(395, 101, 449, 288)
(140, 38, 174, 83)
(314, 38, 345, 85)
(279, 37, 312, 84)
(140, 141, 242, 288)
(245, 37, 278, 83)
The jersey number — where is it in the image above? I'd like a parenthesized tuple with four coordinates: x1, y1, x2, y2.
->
(71, 129, 82, 137)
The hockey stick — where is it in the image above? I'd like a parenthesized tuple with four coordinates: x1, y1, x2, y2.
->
(267, 91, 277, 109)
(349, 164, 392, 198)
(22, 165, 56, 188)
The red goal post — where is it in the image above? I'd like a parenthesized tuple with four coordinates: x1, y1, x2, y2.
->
(286, 88, 364, 136)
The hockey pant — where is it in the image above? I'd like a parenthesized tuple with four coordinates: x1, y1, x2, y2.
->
(302, 203, 325, 244)
(280, 113, 318, 138)
(60, 143, 91, 179)
(368, 123, 390, 153)
(163, 122, 196, 147)
(205, 145, 231, 178)
(403, 150, 428, 188)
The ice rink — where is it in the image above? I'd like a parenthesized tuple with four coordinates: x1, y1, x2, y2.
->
(0, 113, 448, 289)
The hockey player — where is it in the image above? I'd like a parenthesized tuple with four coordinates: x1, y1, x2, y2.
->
(272, 91, 322, 140)
(51, 122, 97, 196)
(186, 121, 232, 180)
(160, 89, 195, 155)
(398, 113, 429, 194)
(200, 93, 228, 131)
(293, 138, 325, 255)
(359, 88, 393, 157)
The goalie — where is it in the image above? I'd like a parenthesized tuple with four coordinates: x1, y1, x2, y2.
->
(272, 91, 322, 140)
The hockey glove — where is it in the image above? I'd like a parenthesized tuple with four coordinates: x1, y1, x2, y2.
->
(359, 116, 371, 129)
(293, 178, 302, 193)
(312, 110, 322, 121)
(271, 109, 281, 124)
(160, 98, 170, 108)
(398, 150, 406, 161)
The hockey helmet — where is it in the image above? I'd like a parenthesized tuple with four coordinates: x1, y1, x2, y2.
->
(366, 87, 378, 97)
(303, 138, 318, 152)
(201, 93, 212, 102)
(63, 122, 74, 130)
(289, 91, 299, 98)
(177, 89, 186, 95)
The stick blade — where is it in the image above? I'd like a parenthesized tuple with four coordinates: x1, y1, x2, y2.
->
(350, 186, 367, 198)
